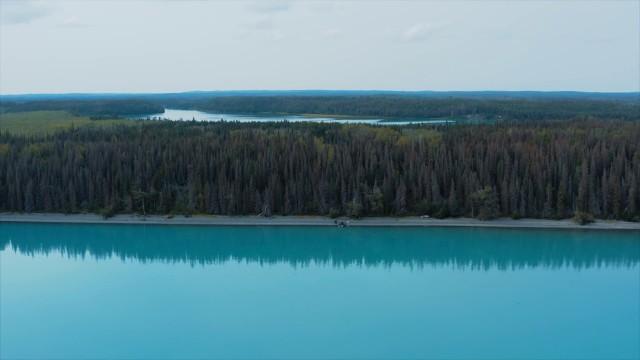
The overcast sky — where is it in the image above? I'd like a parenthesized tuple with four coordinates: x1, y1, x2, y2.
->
(0, 0, 638, 94)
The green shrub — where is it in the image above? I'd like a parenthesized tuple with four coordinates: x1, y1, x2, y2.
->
(328, 207, 341, 219)
(471, 187, 499, 220)
(573, 211, 594, 225)
(433, 207, 449, 219)
(100, 206, 117, 219)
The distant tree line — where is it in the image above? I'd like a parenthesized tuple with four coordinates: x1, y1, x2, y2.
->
(1, 120, 638, 221)
(171, 96, 640, 121)
(2, 96, 638, 121)
(0, 99, 163, 119)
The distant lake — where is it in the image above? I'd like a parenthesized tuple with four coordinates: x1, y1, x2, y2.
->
(1, 223, 638, 359)
(135, 108, 455, 125)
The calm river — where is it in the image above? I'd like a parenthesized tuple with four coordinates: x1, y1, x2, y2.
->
(137, 108, 455, 125)
(1, 224, 638, 359)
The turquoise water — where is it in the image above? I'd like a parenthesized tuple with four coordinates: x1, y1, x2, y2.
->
(1, 223, 638, 359)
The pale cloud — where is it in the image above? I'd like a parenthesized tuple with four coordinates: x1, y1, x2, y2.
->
(242, 1, 292, 40)
(305, 2, 341, 14)
(247, 16, 275, 30)
(59, 15, 88, 28)
(0, 0, 53, 25)
(0, 1, 637, 93)
(323, 28, 342, 38)
(402, 22, 447, 42)
(242, 16, 285, 41)
(271, 29, 285, 41)
(248, 0, 291, 14)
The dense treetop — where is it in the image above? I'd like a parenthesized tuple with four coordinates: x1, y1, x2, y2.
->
(1, 120, 638, 221)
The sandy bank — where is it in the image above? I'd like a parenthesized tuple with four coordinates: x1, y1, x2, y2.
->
(0, 213, 639, 231)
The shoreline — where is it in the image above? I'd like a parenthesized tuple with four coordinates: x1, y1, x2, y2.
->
(0, 213, 639, 231)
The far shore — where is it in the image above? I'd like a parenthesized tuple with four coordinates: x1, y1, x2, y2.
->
(0, 213, 639, 231)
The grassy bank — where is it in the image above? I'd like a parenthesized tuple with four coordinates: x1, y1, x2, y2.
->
(0, 111, 133, 135)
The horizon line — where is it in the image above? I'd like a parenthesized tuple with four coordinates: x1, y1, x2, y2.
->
(2, 89, 640, 97)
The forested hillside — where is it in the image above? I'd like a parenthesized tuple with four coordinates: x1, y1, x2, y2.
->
(1, 121, 638, 221)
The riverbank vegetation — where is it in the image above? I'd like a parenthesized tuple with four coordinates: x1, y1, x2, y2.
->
(0, 120, 638, 221)
(175, 96, 640, 122)
(2, 94, 638, 122)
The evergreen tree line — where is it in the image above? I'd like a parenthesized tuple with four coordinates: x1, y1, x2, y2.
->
(2, 96, 638, 121)
(0, 99, 163, 119)
(177, 96, 640, 121)
(0, 120, 638, 220)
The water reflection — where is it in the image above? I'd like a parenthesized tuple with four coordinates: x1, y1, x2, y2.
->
(1, 223, 638, 270)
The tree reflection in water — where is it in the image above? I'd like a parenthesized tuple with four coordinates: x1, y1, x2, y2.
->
(2, 223, 638, 270)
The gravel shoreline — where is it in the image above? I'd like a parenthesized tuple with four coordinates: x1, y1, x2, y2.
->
(1, 213, 639, 231)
